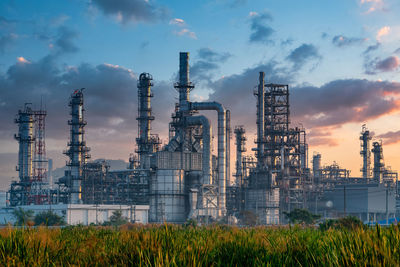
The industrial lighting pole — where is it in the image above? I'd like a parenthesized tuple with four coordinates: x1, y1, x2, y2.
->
(315, 191, 318, 214)
(343, 185, 346, 217)
(386, 185, 389, 225)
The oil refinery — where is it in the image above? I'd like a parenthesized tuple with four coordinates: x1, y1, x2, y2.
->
(1, 52, 398, 225)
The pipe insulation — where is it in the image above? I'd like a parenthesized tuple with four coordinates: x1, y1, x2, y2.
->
(257, 72, 265, 167)
(226, 110, 231, 187)
(191, 101, 226, 215)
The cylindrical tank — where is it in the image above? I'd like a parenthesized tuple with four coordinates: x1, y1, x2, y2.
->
(312, 153, 321, 173)
(312, 153, 321, 182)
(149, 169, 186, 223)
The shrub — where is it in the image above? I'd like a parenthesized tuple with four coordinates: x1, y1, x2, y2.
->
(102, 210, 128, 226)
(283, 208, 321, 225)
(12, 208, 34, 226)
(34, 210, 65, 226)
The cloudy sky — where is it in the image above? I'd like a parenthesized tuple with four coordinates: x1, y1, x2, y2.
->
(1, 0, 400, 189)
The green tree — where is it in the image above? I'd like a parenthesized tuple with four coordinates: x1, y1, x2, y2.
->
(12, 208, 34, 226)
(283, 209, 321, 225)
(34, 210, 65, 226)
(103, 210, 128, 226)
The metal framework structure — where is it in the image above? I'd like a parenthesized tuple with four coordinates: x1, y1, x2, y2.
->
(319, 162, 350, 180)
(30, 108, 50, 204)
(371, 140, 398, 184)
(8, 104, 53, 206)
(251, 73, 308, 218)
(81, 161, 148, 205)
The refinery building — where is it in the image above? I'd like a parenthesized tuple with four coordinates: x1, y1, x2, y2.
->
(0, 52, 398, 225)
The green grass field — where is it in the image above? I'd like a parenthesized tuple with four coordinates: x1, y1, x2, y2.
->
(0, 224, 399, 266)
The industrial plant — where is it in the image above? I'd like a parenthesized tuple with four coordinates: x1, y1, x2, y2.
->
(1, 52, 398, 225)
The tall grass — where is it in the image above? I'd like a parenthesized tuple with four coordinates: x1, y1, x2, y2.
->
(0, 224, 399, 266)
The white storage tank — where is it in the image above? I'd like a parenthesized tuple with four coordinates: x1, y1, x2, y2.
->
(149, 169, 187, 223)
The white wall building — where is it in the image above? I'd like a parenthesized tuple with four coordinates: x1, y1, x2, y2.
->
(0, 204, 149, 225)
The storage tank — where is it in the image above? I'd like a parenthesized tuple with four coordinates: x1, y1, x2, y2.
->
(149, 169, 187, 223)
(312, 153, 321, 182)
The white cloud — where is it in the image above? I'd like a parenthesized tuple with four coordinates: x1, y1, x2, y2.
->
(249, 11, 258, 17)
(174, 28, 197, 39)
(169, 18, 185, 27)
(360, 0, 382, 4)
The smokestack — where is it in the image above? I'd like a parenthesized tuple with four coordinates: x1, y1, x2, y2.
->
(175, 52, 193, 111)
(179, 52, 190, 86)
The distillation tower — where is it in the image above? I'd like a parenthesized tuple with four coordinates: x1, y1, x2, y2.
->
(9, 104, 35, 205)
(234, 126, 246, 186)
(63, 89, 91, 204)
(372, 141, 384, 183)
(360, 125, 372, 179)
(136, 73, 160, 169)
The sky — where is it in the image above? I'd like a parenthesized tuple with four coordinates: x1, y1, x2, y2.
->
(1, 0, 400, 189)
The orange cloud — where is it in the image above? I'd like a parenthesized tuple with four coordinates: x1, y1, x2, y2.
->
(360, 0, 385, 13)
(377, 26, 390, 40)
(360, 0, 382, 3)
(16, 57, 29, 64)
